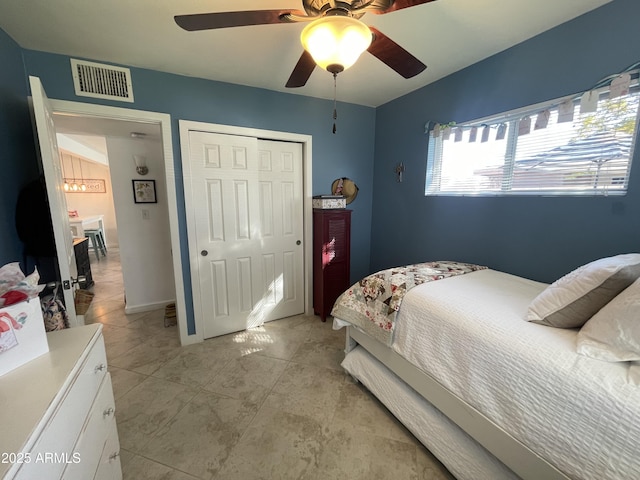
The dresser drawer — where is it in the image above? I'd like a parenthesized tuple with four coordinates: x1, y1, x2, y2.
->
(13, 335, 107, 480)
(62, 373, 117, 480)
(93, 421, 122, 480)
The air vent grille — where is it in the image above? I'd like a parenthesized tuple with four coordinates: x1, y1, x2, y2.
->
(70, 59, 134, 102)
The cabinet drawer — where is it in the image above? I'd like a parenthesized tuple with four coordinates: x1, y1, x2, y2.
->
(94, 422, 122, 480)
(62, 373, 117, 480)
(14, 336, 107, 480)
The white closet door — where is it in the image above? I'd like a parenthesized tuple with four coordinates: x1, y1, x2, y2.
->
(186, 131, 304, 338)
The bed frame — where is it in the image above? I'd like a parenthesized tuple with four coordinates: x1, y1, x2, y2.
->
(345, 325, 571, 480)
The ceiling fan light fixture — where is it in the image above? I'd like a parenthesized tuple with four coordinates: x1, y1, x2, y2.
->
(300, 15, 372, 74)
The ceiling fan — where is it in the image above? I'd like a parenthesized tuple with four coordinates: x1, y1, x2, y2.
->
(175, 0, 436, 88)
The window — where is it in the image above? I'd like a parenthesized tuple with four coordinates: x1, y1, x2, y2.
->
(426, 78, 640, 196)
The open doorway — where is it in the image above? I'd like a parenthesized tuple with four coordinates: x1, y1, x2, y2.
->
(58, 134, 117, 278)
(40, 103, 190, 348)
(29, 79, 189, 343)
(52, 115, 176, 319)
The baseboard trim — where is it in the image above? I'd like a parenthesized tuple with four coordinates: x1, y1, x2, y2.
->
(125, 299, 174, 315)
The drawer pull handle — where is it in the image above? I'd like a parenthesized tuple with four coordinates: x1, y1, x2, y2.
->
(94, 363, 107, 373)
(103, 407, 115, 418)
(109, 452, 120, 462)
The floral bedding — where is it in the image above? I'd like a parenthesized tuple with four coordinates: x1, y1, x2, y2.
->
(331, 261, 487, 345)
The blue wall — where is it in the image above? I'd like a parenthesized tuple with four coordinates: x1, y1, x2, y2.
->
(17, 49, 375, 334)
(22, 51, 377, 284)
(371, 0, 640, 283)
(0, 29, 39, 267)
(3, 0, 638, 332)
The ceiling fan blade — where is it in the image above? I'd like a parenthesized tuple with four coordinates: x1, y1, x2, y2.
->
(375, 0, 437, 15)
(175, 10, 298, 31)
(368, 27, 426, 78)
(286, 51, 316, 88)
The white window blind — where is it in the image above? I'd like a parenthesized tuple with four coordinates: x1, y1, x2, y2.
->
(426, 78, 640, 196)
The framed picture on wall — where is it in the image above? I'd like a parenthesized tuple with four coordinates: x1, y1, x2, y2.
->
(132, 179, 157, 204)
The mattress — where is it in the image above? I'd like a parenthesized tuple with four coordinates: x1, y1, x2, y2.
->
(341, 345, 518, 480)
(389, 269, 640, 480)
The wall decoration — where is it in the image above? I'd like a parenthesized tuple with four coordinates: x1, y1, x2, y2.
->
(64, 178, 106, 193)
(132, 179, 157, 204)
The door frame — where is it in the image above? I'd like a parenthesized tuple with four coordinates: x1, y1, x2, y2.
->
(179, 120, 313, 342)
(48, 99, 191, 344)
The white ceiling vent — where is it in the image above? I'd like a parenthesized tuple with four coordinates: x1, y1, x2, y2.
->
(70, 59, 134, 103)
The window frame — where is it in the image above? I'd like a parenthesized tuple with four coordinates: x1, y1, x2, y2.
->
(425, 80, 640, 197)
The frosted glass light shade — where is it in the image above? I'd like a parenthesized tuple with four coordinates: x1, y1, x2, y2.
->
(301, 16, 372, 73)
(133, 154, 149, 175)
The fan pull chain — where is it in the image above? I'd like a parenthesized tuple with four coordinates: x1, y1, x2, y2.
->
(332, 72, 338, 134)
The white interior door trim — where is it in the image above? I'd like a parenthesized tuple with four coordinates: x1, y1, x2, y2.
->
(179, 120, 313, 343)
(47, 99, 191, 345)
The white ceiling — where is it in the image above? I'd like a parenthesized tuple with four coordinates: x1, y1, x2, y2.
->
(0, 0, 612, 107)
(53, 113, 161, 142)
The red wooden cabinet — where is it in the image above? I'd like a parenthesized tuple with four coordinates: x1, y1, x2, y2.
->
(313, 209, 352, 321)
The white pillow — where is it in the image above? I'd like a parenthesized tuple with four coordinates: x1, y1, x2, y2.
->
(526, 253, 640, 328)
(628, 361, 640, 386)
(576, 278, 640, 362)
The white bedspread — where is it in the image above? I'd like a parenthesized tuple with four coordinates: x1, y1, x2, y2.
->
(392, 269, 640, 480)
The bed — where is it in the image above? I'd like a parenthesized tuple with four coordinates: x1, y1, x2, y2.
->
(331, 257, 640, 480)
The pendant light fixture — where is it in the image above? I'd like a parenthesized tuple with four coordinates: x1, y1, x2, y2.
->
(62, 154, 70, 192)
(69, 156, 79, 191)
(78, 157, 87, 192)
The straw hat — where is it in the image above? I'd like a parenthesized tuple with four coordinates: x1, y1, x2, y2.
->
(331, 177, 359, 204)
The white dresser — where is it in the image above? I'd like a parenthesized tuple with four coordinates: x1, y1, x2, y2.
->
(0, 324, 122, 480)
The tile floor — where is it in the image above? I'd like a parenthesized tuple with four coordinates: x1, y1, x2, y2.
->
(84, 251, 454, 480)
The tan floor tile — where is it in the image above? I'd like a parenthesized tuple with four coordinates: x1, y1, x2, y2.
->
(110, 334, 182, 375)
(306, 319, 348, 347)
(261, 362, 346, 424)
(90, 297, 127, 319)
(90, 284, 124, 302)
(122, 454, 200, 480)
(90, 307, 149, 327)
(307, 421, 421, 480)
(331, 381, 417, 444)
(202, 325, 303, 360)
(202, 327, 274, 356)
(203, 354, 288, 404)
(100, 323, 146, 360)
(115, 376, 198, 452)
(152, 342, 239, 389)
(110, 366, 148, 400)
(101, 322, 142, 343)
(141, 391, 259, 479)
(251, 328, 306, 361)
(264, 314, 314, 333)
(290, 340, 345, 371)
(127, 311, 178, 339)
(105, 337, 146, 363)
(215, 407, 325, 480)
(118, 448, 136, 469)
